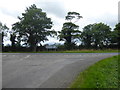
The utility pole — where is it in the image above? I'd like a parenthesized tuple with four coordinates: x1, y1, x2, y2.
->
(118, 1, 120, 23)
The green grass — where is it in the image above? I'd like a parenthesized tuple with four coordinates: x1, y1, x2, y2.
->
(62, 49, 118, 53)
(2, 49, 118, 53)
(70, 55, 119, 88)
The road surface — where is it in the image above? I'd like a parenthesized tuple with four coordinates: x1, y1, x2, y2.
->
(2, 53, 118, 88)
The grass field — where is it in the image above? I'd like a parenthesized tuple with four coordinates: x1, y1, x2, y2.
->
(70, 55, 119, 88)
(61, 49, 118, 53)
(2, 49, 118, 53)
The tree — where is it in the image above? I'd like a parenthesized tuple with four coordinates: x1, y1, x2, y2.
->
(109, 23, 120, 48)
(81, 24, 93, 49)
(10, 32, 16, 51)
(12, 4, 56, 51)
(0, 22, 9, 48)
(58, 12, 82, 50)
(92, 23, 111, 49)
(81, 23, 111, 49)
(114, 23, 120, 46)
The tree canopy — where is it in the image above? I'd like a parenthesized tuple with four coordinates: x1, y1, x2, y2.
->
(81, 23, 111, 49)
(109, 23, 120, 46)
(0, 22, 9, 48)
(58, 12, 82, 50)
(12, 4, 56, 51)
(81, 24, 93, 48)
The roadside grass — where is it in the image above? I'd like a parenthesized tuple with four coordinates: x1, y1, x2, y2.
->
(62, 49, 118, 53)
(70, 55, 119, 88)
(2, 49, 118, 53)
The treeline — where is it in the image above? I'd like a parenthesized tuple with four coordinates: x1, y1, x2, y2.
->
(0, 4, 119, 52)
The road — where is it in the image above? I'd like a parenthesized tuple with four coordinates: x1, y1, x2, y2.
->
(2, 53, 118, 88)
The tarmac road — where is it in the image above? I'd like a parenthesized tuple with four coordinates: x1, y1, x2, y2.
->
(2, 53, 118, 88)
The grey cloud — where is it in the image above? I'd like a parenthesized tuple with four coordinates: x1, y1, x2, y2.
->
(106, 20, 117, 29)
(0, 1, 67, 19)
(0, 8, 20, 18)
(100, 15, 117, 29)
(37, 1, 67, 18)
(86, 13, 118, 29)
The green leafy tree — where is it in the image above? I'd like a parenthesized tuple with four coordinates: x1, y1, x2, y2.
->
(109, 23, 120, 47)
(92, 23, 111, 49)
(114, 23, 120, 45)
(81, 24, 93, 49)
(81, 23, 111, 49)
(10, 32, 16, 51)
(12, 4, 56, 51)
(0, 22, 9, 48)
(58, 12, 82, 50)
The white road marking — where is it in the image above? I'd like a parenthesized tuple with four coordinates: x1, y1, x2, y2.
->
(20, 55, 30, 61)
(80, 59, 84, 60)
(2, 55, 6, 57)
(25, 55, 30, 59)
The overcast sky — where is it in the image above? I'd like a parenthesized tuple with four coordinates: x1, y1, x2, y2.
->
(0, 0, 119, 45)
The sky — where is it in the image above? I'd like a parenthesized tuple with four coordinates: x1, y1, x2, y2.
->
(0, 0, 119, 45)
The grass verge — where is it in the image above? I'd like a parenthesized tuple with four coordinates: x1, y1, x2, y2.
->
(70, 55, 119, 88)
(62, 49, 118, 53)
(2, 49, 119, 53)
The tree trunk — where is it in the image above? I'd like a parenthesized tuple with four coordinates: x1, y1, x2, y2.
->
(33, 45, 37, 52)
(2, 32, 4, 49)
